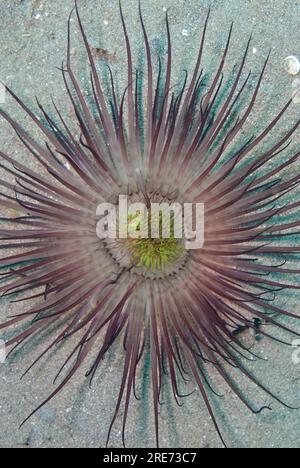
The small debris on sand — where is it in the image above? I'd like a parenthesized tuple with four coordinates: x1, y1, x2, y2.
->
(91, 47, 117, 64)
(284, 56, 300, 76)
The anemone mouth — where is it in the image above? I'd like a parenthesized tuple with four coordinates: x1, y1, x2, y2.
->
(102, 187, 190, 279)
(104, 237, 189, 280)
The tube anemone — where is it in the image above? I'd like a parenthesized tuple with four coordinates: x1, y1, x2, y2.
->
(0, 1, 300, 448)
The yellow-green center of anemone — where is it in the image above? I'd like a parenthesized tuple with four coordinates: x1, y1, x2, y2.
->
(122, 211, 184, 272)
